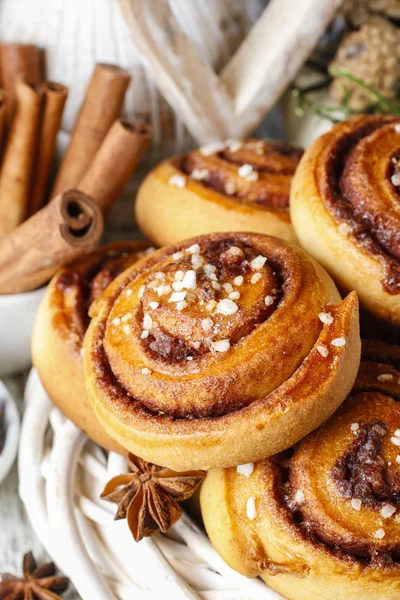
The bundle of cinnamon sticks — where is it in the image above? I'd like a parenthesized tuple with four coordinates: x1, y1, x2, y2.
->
(0, 44, 152, 295)
(0, 44, 68, 235)
(51, 62, 152, 214)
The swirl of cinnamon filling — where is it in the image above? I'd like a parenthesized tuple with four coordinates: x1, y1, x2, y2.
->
(201, 340, 400, 600)
(32, 241, 151, 452)
(291, 115, 400, 327)
(135, 139, 303, 247)
(181, 139, 303, 211)
(48, 241, 152, 354)
(84, 233, 360, 471)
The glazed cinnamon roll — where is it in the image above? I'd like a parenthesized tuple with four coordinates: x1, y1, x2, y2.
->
(135, 139, 303, 246)
(201, 340, 400, 600)
(290, 115, 400, 328)
(32, 241, 151, 452)
(83, 232, 360, 471)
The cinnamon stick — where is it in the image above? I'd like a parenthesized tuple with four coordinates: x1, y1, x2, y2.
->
(0, 190, 103, 294)
(29, 81, 68, 215)
(0, 91, 6, 154)
(79, 120, 152, 212)
(51, 63, 131, 198)
(0, 79, 43, 237)
(0, 44, 42, 121)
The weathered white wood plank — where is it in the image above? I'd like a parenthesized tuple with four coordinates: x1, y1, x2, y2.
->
(119, 0, 342, 142)
(221, 0, 343, 129)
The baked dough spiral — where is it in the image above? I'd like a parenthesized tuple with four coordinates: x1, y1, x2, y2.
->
(290, 115, 400, 328)
(135, 139, 303, 246)
(201, 340, 400, 600)
(83, 232, 360, 471)
(32, 241, 151, 452)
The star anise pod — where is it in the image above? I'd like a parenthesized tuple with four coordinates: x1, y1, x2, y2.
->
(0, 551, 69, 600)
(101, 453, 205, 542)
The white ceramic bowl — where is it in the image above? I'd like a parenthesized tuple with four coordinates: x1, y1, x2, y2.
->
(0, 379, 20, 483)
(0, 286, 47, 376)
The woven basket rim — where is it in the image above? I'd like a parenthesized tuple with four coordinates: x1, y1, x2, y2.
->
(19, 369, 281, 600)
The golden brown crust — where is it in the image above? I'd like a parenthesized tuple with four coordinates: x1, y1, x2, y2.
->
(32, 241, 151, 452)
(201, 340, 400, 600)
(290, 114, 400, 328)
(83, 232, 360, 470)
(135, 139, 303, 246)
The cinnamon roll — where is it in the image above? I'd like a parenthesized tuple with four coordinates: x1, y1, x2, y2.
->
(135, 139, 303, 246)
(83, 232, 360, 471)
(290, 115, 400, 329)
(201, 340, 400, 600)
(32, 241, 151, 452)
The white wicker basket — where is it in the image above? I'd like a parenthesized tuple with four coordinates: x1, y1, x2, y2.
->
(19, 369, 283, 600)
(0, 380, 20, 483)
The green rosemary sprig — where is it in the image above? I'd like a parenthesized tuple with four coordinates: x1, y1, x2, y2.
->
(292, 88, 351, 124)
(329, 67, 400, 114)
(292, 67, 400, 123)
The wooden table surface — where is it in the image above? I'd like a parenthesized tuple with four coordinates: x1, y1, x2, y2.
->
(0, 374, 79, 599)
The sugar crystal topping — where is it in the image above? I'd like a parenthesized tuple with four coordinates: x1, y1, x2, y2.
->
(316, 344, 329, 358)
(237, 463, 254, 478)
(374, 528, 385, 539)
(318, 312, 334, 325)
(351, 498, 362, 511)
(246, 496, 257, 520)
(169, 174, 186, 188)
(132, 240, 279, 356)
